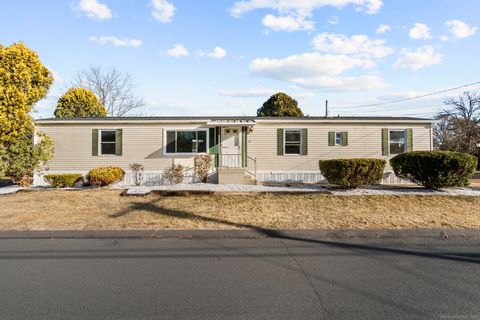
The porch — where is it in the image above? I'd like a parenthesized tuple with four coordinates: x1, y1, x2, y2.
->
(207, 120, 257, 184)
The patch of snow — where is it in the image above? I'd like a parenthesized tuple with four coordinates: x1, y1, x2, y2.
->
(331, 187, 480, 196)
(0, 185, 23, 196)
(126, 183, 328, 195)
(125, 183, 480, 196)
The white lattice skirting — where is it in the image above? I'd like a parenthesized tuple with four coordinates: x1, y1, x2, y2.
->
(35, 170, 411, 186)
(254, 170, 411, 184)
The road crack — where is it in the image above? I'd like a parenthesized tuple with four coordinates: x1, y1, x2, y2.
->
(280, 239, 336, 320)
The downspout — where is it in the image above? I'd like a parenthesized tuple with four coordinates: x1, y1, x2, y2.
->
(430, 123, 433, 151)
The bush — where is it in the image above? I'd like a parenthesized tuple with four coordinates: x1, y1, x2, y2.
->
(87, 166, 125, 187)
(54, 87, 107, 118)
(3, 132, 54, 187)
(194, 154, 212, 183)
(319, 158, 386, 188)
(44, 174, 83, 188)
(390, 151, 477, 190)
(129, 163, 144, 186)
(163, 164, 184, 185)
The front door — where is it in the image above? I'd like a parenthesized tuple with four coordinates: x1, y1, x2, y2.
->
(221, 128, 241, 167)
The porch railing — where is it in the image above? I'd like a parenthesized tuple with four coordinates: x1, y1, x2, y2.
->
(245, 155, 257, 183)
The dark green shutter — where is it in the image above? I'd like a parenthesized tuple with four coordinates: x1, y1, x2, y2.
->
(277, 129, 284, 155)
(216, 127, 221, 167)
(115, 129, 123, 156)
(301, 128, 308, 155)
(328, 132, 335, 146)
(382, 128, 389, 156)
(92, 129, 98, 156)
(208, 128, 216, 154)
(208, 127, 220, 168)
(242, 127, 248, 167)
(342, 132, 348, 146)
(406, 128, 413, 152)
(208, 127, 220, 167)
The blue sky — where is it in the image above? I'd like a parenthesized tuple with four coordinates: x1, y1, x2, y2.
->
(1, 0, 479, 118)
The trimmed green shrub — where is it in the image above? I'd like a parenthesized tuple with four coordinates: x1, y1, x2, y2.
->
(390, 151, 477, 190)
(319, 158, 386, 188)
(87, 166, 125, 187)
(44, 174, 83, 188)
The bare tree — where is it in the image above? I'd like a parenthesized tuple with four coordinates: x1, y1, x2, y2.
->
(72, 66, 145, 117)
(434, 91, 480, 153)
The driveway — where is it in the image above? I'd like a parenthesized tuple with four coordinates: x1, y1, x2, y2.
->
(0, 233, 479, 319)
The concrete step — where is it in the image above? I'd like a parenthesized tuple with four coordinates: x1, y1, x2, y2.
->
(218, 168, 247, 184)
(243, 175, 257, 185)
(218, 167, 257, 185)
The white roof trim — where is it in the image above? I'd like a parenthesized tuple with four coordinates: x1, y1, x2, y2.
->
(206, 120, 256, 127)
(35, 118, 436, 125)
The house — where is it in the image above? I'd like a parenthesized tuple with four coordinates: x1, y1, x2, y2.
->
(34, 116, 435, 185)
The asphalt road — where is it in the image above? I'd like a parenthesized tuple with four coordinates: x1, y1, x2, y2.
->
(0, 234, 479, 320)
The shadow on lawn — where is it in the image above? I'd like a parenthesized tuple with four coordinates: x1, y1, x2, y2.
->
(110, 198, 480, 265)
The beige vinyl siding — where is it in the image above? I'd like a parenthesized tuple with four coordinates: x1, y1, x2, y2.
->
(37, 120, 432, 174)
(38, 123, 206, 172)
(248, 122, 432, 171)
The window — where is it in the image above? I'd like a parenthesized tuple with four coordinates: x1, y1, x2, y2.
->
(100, 130, 116, 155)
(165, 130, 207, 154)
(335, 132, 343, 146)
(389, 130, 406, 154)
(284, 129, 301, 155)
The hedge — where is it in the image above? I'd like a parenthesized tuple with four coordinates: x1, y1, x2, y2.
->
(87, 167, 125, 187)
(319, 158, 386, 188)
(44, 174, 83, 188)
(390, 151, 477, 190)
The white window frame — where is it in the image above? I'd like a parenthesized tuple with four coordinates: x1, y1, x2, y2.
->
(335, 132, 343, 146)
(99, 129, 117, 156)
(284, 129, 302, 156)
(389, 129, 407, 155)
(163, 128, 209, 156)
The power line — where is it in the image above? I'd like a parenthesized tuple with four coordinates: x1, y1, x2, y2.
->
(336, 81, 480, 109)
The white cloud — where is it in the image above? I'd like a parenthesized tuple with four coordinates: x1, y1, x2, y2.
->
(73, 0, 112, 20)
(151, 0, 175, 23)
(262, 14, 314, 32)
(198, 46, 227, 59)
(89, 36, 143, 47)
(409, 23, 432, 40)
(393, 46, 443, 70)
(219, 88, 315, 99)
(249, 52, 385, 91)
(292, 75, 387, 91)
(328, 15, 339, 25)
(445, 20, 477, 39)
(251, 53, 373, 78)
(230, 0, 382, 32)
(47, 68, 64, 85)
(376, 24, 391, 34)
(165, 44, 189, 57)
(218, 88, 277, 97)
(230, 0, 383, 17)
(312, 32, 394, 58)
(440, 35, 449, 42)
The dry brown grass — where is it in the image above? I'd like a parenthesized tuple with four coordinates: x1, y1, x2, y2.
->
(0, 189, 479, 230)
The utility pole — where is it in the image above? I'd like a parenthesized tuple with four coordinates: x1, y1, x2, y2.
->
(325, 100, 329, 117)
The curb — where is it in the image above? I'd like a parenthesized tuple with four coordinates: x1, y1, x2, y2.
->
(0, 229, 478, 240)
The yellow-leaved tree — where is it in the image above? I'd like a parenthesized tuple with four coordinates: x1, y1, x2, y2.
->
(54, 87, 107, 118)
(0, 42, 54, 186)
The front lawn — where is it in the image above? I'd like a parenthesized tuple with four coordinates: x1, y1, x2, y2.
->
(0, 189, 479, 230)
